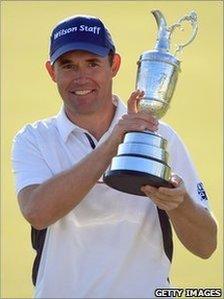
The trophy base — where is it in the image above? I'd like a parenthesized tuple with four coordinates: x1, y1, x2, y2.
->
(103, 169, 173, 196)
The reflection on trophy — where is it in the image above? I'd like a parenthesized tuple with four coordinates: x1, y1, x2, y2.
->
(104, 10, 198, 196)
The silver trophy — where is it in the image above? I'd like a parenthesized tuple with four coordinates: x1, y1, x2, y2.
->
(104, 10, 198, 196)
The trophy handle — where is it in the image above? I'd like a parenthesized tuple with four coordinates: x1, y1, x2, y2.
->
(169, 11, 198, 56)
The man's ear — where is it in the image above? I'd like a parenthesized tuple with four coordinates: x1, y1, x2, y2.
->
(45, 61, 57, 82)
(111, 53, 121, 77)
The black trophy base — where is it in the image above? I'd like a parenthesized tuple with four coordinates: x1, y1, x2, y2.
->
(103, 169, 173, 196)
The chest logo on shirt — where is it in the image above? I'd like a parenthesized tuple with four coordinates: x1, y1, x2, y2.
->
(197, 182, 208, 202)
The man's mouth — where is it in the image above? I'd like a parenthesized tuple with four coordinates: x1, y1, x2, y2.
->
(71, 89, 96, 96)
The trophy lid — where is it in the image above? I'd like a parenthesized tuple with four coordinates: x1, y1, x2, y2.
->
(138, 10, 181, 69)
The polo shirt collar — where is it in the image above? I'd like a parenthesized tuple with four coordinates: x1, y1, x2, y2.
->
(56, 107, 81, 143)
(56, 95, 127, 143)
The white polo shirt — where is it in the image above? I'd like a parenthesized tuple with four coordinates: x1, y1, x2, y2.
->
(12, 95, 209, 298)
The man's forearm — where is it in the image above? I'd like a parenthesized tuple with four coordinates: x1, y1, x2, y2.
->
(23, 137, 117, 229)
(167, 194, 217, 259)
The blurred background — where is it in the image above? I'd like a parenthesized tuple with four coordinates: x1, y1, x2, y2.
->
(1, 1, 223, 298)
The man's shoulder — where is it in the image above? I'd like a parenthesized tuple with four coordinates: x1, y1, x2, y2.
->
(158, 121, 188, 150)
(158, 121, 179, 140)
(14, 115, 57, 142)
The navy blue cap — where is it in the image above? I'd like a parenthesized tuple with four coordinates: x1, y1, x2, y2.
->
(50, 15, 116, 64)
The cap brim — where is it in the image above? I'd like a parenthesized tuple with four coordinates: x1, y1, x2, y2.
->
(50, 42, 110, 64)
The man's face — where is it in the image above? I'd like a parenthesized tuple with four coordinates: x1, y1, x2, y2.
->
(46, 50, 120, 116)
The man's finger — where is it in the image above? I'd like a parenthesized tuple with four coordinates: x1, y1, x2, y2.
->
(127, 90, 144, 114)
(170, 174, 184, 188)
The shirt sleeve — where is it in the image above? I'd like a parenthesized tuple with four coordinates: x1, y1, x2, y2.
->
(166, 127, 209, 209)
(11, 127, 53, 195)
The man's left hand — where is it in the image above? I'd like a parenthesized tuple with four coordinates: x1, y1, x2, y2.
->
(141, 174, 187, 211)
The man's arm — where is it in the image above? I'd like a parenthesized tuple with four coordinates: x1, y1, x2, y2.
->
(141, 175, 217, 259)
(18, 90, 158, 230)
(18, 136, 118, 230)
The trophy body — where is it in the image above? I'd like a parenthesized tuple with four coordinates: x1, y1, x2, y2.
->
(103, 10, 198, 196)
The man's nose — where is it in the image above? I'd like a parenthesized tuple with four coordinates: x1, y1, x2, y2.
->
(73, 68, 90, 85)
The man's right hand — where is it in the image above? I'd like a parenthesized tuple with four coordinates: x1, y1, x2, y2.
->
(108, 90, 159, 149)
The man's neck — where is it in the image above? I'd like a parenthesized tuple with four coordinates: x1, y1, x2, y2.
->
(65, 102, 116, 141)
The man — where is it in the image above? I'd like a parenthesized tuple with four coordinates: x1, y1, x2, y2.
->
(12, 15, 217, 298)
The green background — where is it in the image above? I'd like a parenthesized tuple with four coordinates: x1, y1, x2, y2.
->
(1, 1, 223, 298)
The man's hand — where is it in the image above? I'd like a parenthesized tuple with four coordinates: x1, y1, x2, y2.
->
(109, 90, 158, 148)
(141, 174, 186, 212)
(141, 174, 217, 258)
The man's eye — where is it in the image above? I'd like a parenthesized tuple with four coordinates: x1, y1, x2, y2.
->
(89, 62, 99, 67)
(63, 64, 75, 70)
